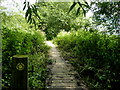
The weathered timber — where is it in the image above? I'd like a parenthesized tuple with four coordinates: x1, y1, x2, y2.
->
(12, 55, 28, 90)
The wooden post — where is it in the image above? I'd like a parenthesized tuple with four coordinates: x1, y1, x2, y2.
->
(12, 55, 28, 90)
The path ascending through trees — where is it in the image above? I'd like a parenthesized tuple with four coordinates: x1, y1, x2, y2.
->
(45, 41, 87, 90)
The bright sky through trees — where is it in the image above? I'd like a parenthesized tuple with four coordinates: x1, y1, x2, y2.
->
(1, 0, 93, 17)
(1, 0, 36, 12)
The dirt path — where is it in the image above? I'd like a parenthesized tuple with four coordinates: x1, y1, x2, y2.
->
(45, 41, 87, 90)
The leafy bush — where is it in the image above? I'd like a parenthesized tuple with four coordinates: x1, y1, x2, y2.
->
(54, 30, 120, 89)
(2, 25, 49, 88)
(28, 52, 50, 88)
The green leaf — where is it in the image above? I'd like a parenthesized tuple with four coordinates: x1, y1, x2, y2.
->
(82, 8, 86, 16)
(29, 18, 33, 24)
(33, 5, 37, 12)
(78, 2, 86, 16)
(81, 4, 89, 8)
(78, 2, 82, 8)
(23, 4, 26, 10)
(24, 0, 26, 4)
(69, 2, 77, 13)
(33, 18, 36, 28)
(33, 11, 40, 20)
(25, 6, 32, 20)
(27, 13, 32, 23)
(25, 9, 29, 19)
(27, 2, 30, 7)
(23, 0, 27, 10)
(83, 0, 90, 9)
(76, 7, 80, 15)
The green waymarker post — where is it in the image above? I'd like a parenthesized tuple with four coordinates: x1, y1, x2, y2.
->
(12, 55, 28, 90)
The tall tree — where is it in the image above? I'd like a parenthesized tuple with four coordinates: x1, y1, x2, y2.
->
(91, 1, 120, 34)
(23, 1, 91, 39)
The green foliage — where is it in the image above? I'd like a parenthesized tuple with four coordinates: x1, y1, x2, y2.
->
(24, 2, 91, 40)
(69, 1, 90, 16)
(28, 52, 50, 88)
(54, 30, 120, 89)
(2, 12, 50, 88)
(69, 1, 120, 34)
(91, 2, 120, 34)
(2, 1, 119, 89)
(2, 25, 48, 87)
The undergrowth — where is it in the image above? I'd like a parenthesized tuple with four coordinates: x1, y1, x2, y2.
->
(54, 30, 120, 89)
(2, 25, 50, 88)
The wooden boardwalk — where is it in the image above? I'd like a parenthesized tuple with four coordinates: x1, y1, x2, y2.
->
(45, 41, 87, 90)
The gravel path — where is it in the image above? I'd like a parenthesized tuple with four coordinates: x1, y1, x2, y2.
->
(45, 41, 87, 90)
